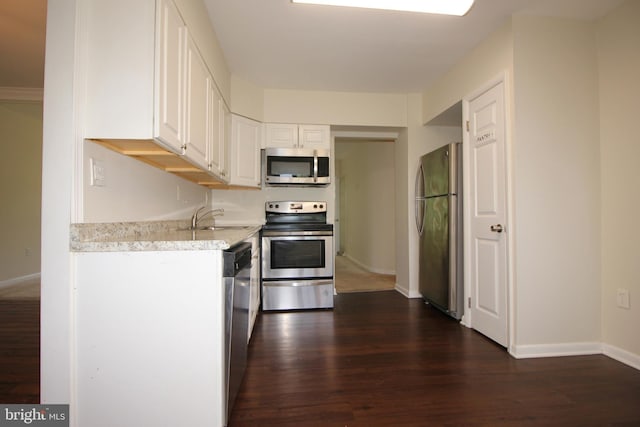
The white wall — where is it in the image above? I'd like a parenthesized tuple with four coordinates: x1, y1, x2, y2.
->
(263, 89, 408, 126)
(422, 20, 514, 125)
(0, 101, 42, 282)
(41, 0, 76, 405)
(230, 75, 264, 122)
(511, 15, 602, 350)
(211, 185, 335, 226)
(597, 0, 640, 358)
(83, 141, 208, 222)
(336, 140, 396, 274)
(421, 14, 609, 356)
(397, 94, 462, 298)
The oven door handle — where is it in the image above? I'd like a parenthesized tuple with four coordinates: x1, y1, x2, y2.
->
(263, 279, 334, 287)
(262, 231, 333, 237)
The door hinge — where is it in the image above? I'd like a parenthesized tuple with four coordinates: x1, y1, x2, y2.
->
(468, 297, 471, 309)
(466, 120, 470, 132)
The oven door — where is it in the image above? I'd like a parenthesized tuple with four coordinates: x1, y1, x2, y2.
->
(262, 233, 333, 279)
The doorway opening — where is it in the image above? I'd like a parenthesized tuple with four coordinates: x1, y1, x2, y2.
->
(333, 132, 398, 293)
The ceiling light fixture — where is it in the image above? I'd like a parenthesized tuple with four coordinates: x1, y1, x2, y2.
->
(291, 0, 475, 16)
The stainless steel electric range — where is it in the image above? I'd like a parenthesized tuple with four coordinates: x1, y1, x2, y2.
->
(261, 201, 334, 311)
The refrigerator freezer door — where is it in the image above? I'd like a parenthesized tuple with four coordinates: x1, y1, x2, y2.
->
(419, 195, 450, 310)
(422, 144, 451, 197)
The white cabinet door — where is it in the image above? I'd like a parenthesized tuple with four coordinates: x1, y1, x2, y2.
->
(230, 115, 262, 187)
(208, 81, 223, 176)
(184, 33, 210, 169)
(247, 233, 260, 341)
(299, 125, 330, 150)
(220, 98, 231, 180)
(264, 123, 330, 151)
(264, 123, 298, 148)
(155, 0, 186, 152)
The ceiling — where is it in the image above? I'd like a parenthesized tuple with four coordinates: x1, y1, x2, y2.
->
(0, 0, 623, 93)
(203, 0, 624, 93)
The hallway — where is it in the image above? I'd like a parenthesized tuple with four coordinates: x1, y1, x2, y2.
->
(334, 255, 396, 293)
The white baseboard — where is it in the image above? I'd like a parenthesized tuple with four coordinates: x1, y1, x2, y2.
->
(509, 341, 640, 372)
(0, 273, 41, 290)
(394, 284, 422, 299)
(603, 343, 640, 371)
(342, 254, 395, 276)
(510, 341, 603, 359)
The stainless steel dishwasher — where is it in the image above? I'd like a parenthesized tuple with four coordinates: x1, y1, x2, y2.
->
(223, 242, 252, 425)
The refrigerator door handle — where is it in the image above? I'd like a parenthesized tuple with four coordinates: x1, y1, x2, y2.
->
(414, 164, 425, 235)
(416, 199, 425, 236)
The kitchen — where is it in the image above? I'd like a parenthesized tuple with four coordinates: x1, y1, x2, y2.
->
(4, 0, 637, 425)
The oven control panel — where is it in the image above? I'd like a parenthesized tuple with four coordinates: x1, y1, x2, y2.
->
(265, 201, 326, 214)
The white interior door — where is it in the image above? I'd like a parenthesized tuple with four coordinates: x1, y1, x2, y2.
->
(465, 80, 508, 347)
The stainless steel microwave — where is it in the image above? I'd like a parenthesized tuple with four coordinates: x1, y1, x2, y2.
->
(262, 147, 330, 186)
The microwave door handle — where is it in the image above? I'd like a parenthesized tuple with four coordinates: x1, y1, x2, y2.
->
(313, 150, 318, 182)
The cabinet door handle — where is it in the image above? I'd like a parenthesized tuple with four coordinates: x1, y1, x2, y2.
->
(490, 224, 504, 233)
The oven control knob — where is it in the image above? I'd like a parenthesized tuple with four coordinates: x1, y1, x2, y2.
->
(313, 204, 318, 209)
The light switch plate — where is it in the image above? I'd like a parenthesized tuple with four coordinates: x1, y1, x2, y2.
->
(616, 288, 630, 309)
(90, 158, 106, 187)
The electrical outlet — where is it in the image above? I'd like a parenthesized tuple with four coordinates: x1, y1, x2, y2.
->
(24, 248, 31, 257)
(616, 288, 630, 309)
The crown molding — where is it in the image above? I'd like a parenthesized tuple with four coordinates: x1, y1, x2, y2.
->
(0, 87, 44, 102)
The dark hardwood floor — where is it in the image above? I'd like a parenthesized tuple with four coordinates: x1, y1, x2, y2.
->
(2, 292, 639, 426)
(230, 291, 640, 426)
(0, 299, 40, 403)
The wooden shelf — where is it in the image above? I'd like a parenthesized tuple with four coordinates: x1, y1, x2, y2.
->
(89, 138, 253, 190)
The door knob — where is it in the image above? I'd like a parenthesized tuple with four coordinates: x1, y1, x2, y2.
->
(490, 224, 504, 233)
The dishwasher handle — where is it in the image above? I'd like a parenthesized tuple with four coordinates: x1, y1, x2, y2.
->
(223, 242, 252, 277)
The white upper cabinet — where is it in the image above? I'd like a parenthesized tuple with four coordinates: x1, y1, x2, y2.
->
(84, 0, 231, 182)
(208, 81, 223, 177)
(264, 123, 298, 148)
(230, 115, 262, 188)
(264, 124, 330, 150)
(155, 0, 185, 152)
(299, 125, 330, 150)
(209, 85, 230, 180)
(220, 100, 231, 179)
(184, 32, 211, 169)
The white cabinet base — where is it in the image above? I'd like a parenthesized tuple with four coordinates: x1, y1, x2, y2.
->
(75, 251, 225, 427)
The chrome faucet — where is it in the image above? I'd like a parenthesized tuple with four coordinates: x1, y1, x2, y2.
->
(191, 206, 225, 230)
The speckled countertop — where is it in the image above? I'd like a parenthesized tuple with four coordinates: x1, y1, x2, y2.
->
(70, 220, 261, 252)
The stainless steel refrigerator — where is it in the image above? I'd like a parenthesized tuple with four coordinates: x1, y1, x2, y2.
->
(415, 142, 464, 320)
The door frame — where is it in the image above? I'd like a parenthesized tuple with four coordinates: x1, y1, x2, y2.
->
(461, 71, 516, 352)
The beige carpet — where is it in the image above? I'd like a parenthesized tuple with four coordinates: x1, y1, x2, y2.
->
(0, 278, 40, 300)
(334, 255, 396, 293)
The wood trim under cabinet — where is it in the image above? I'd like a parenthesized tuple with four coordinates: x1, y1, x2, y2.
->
(89, 138, 257, 190)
